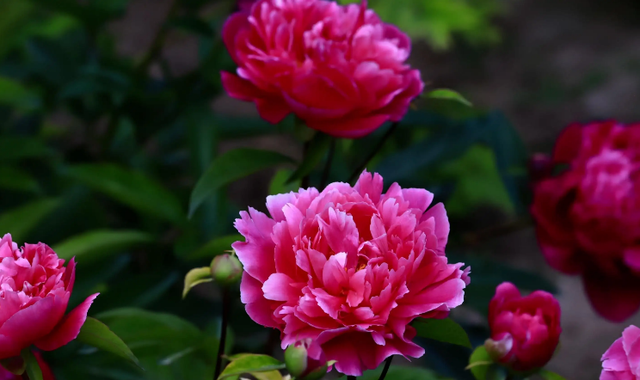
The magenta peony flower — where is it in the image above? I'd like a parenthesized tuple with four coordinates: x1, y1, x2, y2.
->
(232, 171, 469, 376)
(0, 234, 98, 359)
(486, 282, 561, 372)
(221, 0, 424, 138)
(601, 325, 640, 380)
(531, 121, 640, 322)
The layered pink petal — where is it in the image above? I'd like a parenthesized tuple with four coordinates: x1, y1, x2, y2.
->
(35, 293, 98, 351)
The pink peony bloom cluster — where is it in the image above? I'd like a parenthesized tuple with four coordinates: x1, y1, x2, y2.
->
(0, 234, 98, 359)
(221, 0, 424, 138)
(487, 282, 561, 372)
(601, 325, 640, 380)
(531, 121, 640, 322)
(232, 171, 469, 376)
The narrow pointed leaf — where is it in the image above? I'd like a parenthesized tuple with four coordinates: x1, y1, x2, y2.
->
(427, 88, 472, 107)
(66, 164, 185, 225)
(218, 354, 284, 380)
(189, 148, 294, 217)
(183, 267, 212, 298)
(0, 198, 59, 242)
(413, 318, 472, 348)
(77, 317, 141, 368)
(54, 229, 152, 263)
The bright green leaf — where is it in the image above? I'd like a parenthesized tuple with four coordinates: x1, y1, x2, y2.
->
(468, 346, 493, 380)
(77, 317, 141, 368)
(54, 230, 152, 263)
(539, 370, 567, 380)
(182, 234, 242, 262)
(0, 76, 41, 111)
(218, 354, 284, 380)
(182, 267, 212, 298)
(427, 89, 473, 107)
(189, 148, 294, 217)
(21, 349, 43, 380)
(0, 198, 59, 242)
(413, 318, 472, 348)
(65, 164, 185, 225)
(269, 169, 301, 195)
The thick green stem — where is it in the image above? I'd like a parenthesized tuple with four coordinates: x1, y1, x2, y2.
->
(214, 288, 231, 380)
(348, 122, 399, 183)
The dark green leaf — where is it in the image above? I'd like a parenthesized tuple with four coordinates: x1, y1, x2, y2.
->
(360, 365, 444, 380)
(286, 133, 332, 183)
(0, 76, 41, 111)
(181, 234, 242, 262)
(0, 166, 40, 193)
(182, 267, 212, 298)
(413, 318, 472, 348)
(189, 148, 294, 217)
(53, 230, 152, 263)
(269, 169, 301, 195)
(218, 354, 284, 380)
(65, 164, 186, 225)
(0, 198, 59, 242)
(21, 349, 43, 380)
(427, 89, 473, 107)
(539, 370, 567, 380)
(0, 136, 51, 161)
(467, 346, 493, 380)
(77, 317, 141, 368)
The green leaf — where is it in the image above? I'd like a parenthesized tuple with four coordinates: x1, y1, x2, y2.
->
(189, 148, 294, 217)
(286, 132, 332, 183)
(468, 346, 493, 380)
(0, 76, 41, 111)
(181, 234, 242, 262)
(269, 169, 301, 195)
(77, 317, 141, 368)
(182, 267, 212, 298)
(427, 89, 473, 107)
(21, 349, 43, 380)
(360, 365, 443, 380)
(0, 198, 59, 242)
(53, 230, 152, 263)
(0, 136, 51, 161)
(218, 354, 284, 380)
(66, 164, 186, 225)
(413, 318, 472, 348)
(0, 166, 40, 193)
(539, 370, 567, 380)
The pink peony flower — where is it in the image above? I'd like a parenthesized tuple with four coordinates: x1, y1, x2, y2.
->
(221, 0, 424, 138)
(486, 282, 561, 372)
(232, 171, 469, 376)
(601, 325, 640, 380)
(0, 234, 98, 359)
(531, 121, 640, 322)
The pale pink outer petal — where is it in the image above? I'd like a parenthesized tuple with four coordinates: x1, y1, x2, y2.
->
(34, 293, 99, 351)
(621, 325, 640, 377)
(240, 273, 280, 329)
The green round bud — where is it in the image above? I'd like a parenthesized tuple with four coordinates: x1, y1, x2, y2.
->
(284, 343, 308, 378)
(210, 254, 243, 287)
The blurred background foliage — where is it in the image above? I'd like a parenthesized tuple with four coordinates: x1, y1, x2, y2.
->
(0, 0, 559, 379)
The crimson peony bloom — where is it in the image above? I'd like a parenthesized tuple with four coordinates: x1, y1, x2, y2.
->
(486, 282, 561, 372)
(0, 234, 98, 359)
(531, 121, 640, 322)
(601, 325, 640, 380)
(0, 352, 55, 380)
(232, 171, 469, 376)
(221, 0, 424, 138)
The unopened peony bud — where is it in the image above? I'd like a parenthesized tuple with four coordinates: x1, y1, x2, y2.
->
(284, 343, 308, 378)
(284, 340, 328, 380)
(210, 254, 242, 286)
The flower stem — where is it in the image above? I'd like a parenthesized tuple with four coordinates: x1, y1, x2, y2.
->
(214, 288, 231, 380)
(320, 137, 336, 188)
(377, 357, 393, 380)
(348, 122, 399, 183)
